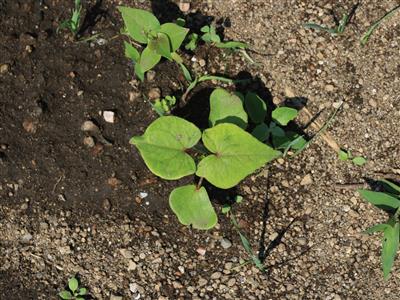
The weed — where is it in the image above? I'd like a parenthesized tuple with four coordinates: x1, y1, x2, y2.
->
(59, 276, 88, 300)
(119, 7, 189, 81)
(361, 5, 400, 46)
(58, 0, 82, 38)
(304, 11, 351, 36)
(152, 95, 177, 116)
(338, 149, 367, 166)
(358, 179, 400, 279)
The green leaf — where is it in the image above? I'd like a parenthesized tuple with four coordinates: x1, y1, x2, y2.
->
(216, 41, 248, 49)
(149, 33, 172, 59)
(380, 179, 400, 196)
(68, 277, 78, 293)
(131, 116, 201, 180)
(178, 63, 192, 83)
(365, 224, 389, 234)
(159, 23, 189, 52)
(251, 123, 269, 142)
(221, 204, 231, 214)
(169, 185, 217, 230)
(118, 7, 160, 43)
(272, 107, 298, 126)
(338, 149, 349, 161)
(269, 123, 285, 137)
(196, 123, 281, 189)
(59, 290, 73, 300)
(124, 41, 140, 63)
(304, 23, 337, 34)
(139, 46, 161, 72)
(352, 156, 367, 166)
(78, 288, 88, 295)
(244, 92, 267, 123)
(209, 88, 248, 129)
(273, 132, 305, 150)
(382, 221, 400, 280)
(185, 33, 198, 51)
(358, 190, 400, 211)
(235, 195, 243, 203)
(134, 64, 145, 81)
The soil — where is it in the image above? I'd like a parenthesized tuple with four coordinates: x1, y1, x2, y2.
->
(1, 0, 400, 299)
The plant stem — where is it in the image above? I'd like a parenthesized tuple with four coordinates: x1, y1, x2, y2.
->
(196, 177, 204, 190)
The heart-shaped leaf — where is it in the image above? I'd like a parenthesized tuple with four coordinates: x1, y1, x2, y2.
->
(118, 7, 160, 43)
(131, 116, 201, 180)
(251, 123, 269, 141)
(382, 221, 400, 280)
(272, 107, 298, 126)
(169, 185, 217, 230)
(159, 23, 189, 52)
(139, 46, 161, 72)
(124, 41, 140, 63)
(59, 291, 73, 300)
(209, 88, 248, 129)
(196, 123, 281, 189)
(244, 92, 267, 123)
(149, 33, 172, 60)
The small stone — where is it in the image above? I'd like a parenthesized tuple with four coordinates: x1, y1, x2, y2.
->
(211, 272, 222, 280)
(81, 120, 99, 132)
(325, 84, 335, 92)
(148, 87, 161, 100)
(332, 101, 343, 109)
(199, 59, 206, 67)
(102, 199, 111, 211)
(128, 260, 137, 271)
(179, 1, 190, 12)
(120, 249, 133, 259)
(196, 247, 206, 256)
(0, 64, 10, 74)
(129, 283, 138, 293)
(59, 245, 72, 255)
(139, 253, 146, 259)
(139, 192, 148, 199)
(300, 174, 313, 185)
(129, 91, 140, 102)
(198, 278, 208, 287)
(107, 177, 121, 189)
(281, 180, 289, 188)
(21, 233, 33, 243)
(227, 278, 236, 287)
(146, 70, 156, 81)
(110, 295, 123, 300)
(178, 266, 185, 274)
(368, 99, 377, 108)
(220, 238, 232, 249)
(22, 119, 37, 133)
(103, 111, 115, 123)
(298, 238, 307, 246)
(83, 136, 95, 148)
(284, 86, 295, 98)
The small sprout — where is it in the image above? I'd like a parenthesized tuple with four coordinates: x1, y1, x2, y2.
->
(58, 0, 82, 38)
(200, 25, 221, 43)
(185, 33, 199, 51)
(338, 149, 349, 161)
(359, 180, 400, 279)
(152, 95, 177, 116)
(352, 156, 367, 166)
(59, 276, 88, 300)
(221, 204, 231, 214)
(338, 149, 367, 166)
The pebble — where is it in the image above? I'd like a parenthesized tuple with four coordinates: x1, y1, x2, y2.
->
(220, 238, 232, 249)
(178, 266, 185, 274)
(22, 119, 37, 133)
(146, 70, 156, 81)
(120, 249, 133, 259)
(325, 84, 335, 92)
(199, 59, 206, 67)
(368, 99, 377, 108)
(103, 111, 115, 123)
(196, 247, 206, 256)
(284, 86, 295, 98)
(81, 120, 99, 132)
(129, 91, 140, 102)
(211, 272, 222, 280)
(139, 192, 148, 199)
(110, 295, 122, 300)
(0, 64, 10, 74)
(21, 233, 33, 243)
(102, 199, 111, 211)
(227, 278, 236, 287)
(300, 174, 313, 185)
(179, 1, 190, 12)
(83, 136, 95, 148)
(148, 87, 161, 100)
(198, 278, 208, 287)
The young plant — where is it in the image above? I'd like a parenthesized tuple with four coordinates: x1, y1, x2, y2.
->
(131, 88, 281, 229)
(119, 7, 189, 81)
(200, 25, 248, 50)
(304, 12, 350, 36)
(59, 277, 88, 300)
(152, 95, 177, 116)
(243, 92, 306, 155)
(338, 149, 367, 166)
(360, 5, 400, 46)
(58, 0, 82, 38)
(358, 179, 400, 279)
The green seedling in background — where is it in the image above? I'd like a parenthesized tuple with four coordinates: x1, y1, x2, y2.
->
(221, 196, 265, 271)
(119, 7, 189, 81)
(338, 149, 367, 166)
(59, 277, 88, 300)
(58, 0, 82, 38)
(131, 88, 281, 230)
(358, 179, 400, 279)
(152, 95, 177, 116)
(304, 12, 350, 36)
(361, 5, 400, 46)
(185, 33, 199, 51)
